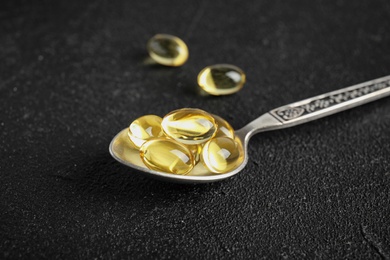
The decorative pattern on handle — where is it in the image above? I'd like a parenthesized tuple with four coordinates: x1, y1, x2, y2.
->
(272, 78, 390, 121)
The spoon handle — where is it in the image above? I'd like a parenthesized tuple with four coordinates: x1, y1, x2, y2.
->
(240, 75, 390, 137)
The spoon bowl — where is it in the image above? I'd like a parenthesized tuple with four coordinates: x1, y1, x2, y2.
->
(109, 75, 390, 183)
(109, 127, 249, 183)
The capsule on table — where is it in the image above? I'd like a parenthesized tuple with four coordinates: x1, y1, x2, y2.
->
(128, 115, 164, 148)
(197, 64, 246, 95)
(162, 108, 217, 145)
(201, 137, 244, 174)
(147, 34, 189, 67)
(140, 138, 194, 174)
(213, 115, 235, 139)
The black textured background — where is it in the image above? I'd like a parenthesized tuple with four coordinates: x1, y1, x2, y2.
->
(1, 0, 390, 259)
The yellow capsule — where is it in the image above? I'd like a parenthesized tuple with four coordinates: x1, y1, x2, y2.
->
(187, 144, 203, 163)
(128, 115, 163, 148)
(162, 108, 217, 145)
(140, 138, 194, 174)
(147, 34, 189, 67)
(197, 64, 246, 95)
(201, 137, 244, 174)
(213, 115, 235, 139)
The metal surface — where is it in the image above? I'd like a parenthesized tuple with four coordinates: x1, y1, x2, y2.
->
(109, 75, 390, 183)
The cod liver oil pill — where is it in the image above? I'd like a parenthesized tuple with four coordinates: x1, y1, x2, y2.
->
(140, 138, 194, 174)
(197, 64, 245, 95)
(126, 109, 244, 175)
(128, 115, 164, 148)
(201, 137, 244, 174)
(147, 34, 189, 67)
(162, 108, 217, 145)
(187, 144, 203, 163)
(213, 115, 235, 139)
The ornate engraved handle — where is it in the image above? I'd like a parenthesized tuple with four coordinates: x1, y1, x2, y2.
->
(235, 75, 390, 143)
(268, 75, 390, 127)
(238, 75, 390, 137)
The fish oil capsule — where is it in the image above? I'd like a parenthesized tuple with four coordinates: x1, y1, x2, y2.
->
(197, 64, 246, 95)
(213, 115, 235, 139)
(147, 34, 189, 67)
(187, 144, 203, 163)
(162, 108, 217, 145)
(201, 137, 244, 174)
(128, 115, 164, 148)
(140, 138, 194, 174)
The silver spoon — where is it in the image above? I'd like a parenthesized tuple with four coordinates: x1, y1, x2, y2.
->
(110, 75, 390, 183)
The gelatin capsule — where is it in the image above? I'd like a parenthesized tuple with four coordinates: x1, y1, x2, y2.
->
(162, 108, 217, 145)
(213, 115, 235, 139)
(128, 115, 163, 148)
(147, 34, 189, 67)
(140, 138, 194, 174)
(197, 64, 246, 95)
(201, 137, 244, 174)
(187, 144, 203, 163)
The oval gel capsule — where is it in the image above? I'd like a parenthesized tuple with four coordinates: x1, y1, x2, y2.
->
(162, 108, 217, 145)
(187, 144, 203, 163)
(201, 137, 244, 174)
(197, 64, 246, 95)
(140, 138, 194, 174)
(147, 34, 189, 67)
(128, 115, 164, 148)
(213, 115, 235, 139)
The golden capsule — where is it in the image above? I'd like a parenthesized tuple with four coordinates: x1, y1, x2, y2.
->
(187, 144, 203, 163)
(147, 34, 189, 67)
(162, 108, 217, 145)
(128, 115, 163, 148)
(140, 138, 194, 174)
(201, 137, 244, 174)
(213, 115, 235, 139)
(197, 64, 246, 95)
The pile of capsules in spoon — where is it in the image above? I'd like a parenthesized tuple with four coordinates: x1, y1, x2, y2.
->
(127, 108, 244, 175)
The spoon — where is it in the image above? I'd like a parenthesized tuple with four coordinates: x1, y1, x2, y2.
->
(110, 75, 390, 183)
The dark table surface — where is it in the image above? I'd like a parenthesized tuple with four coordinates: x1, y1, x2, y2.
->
(1, 0, 390, 259)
